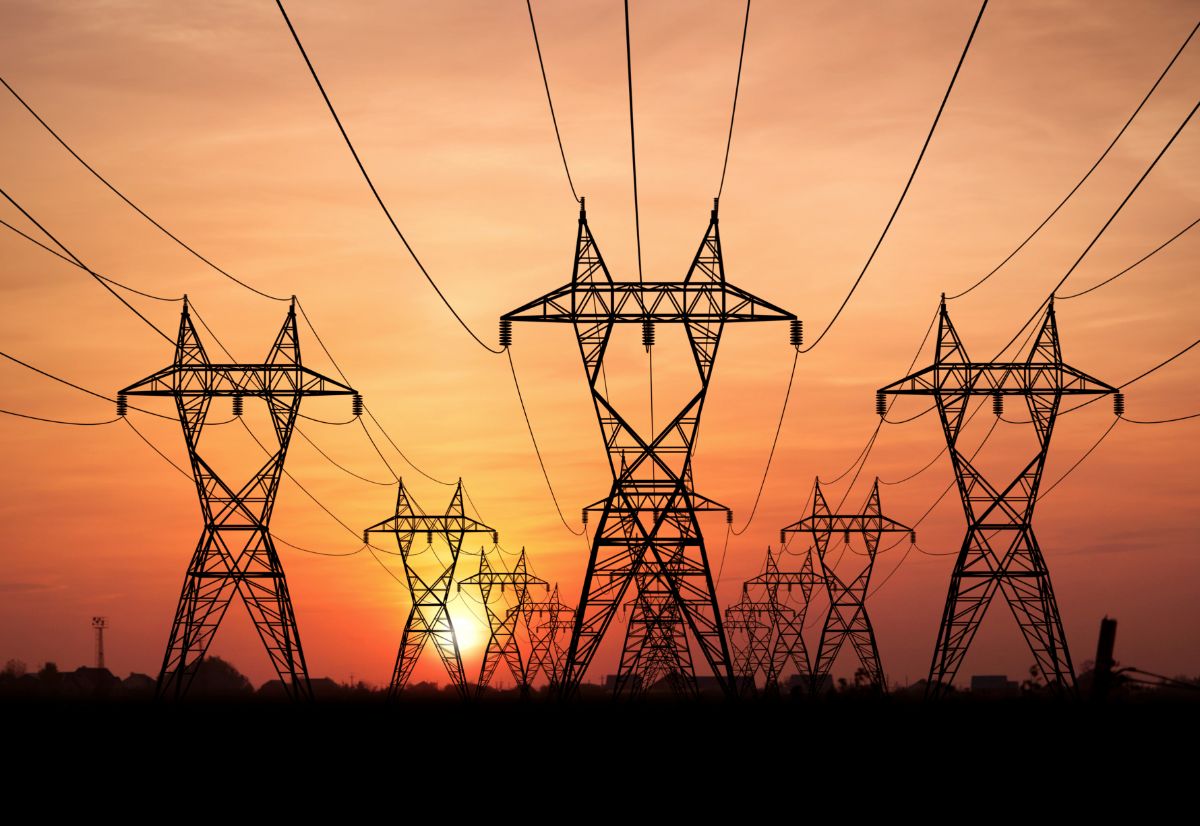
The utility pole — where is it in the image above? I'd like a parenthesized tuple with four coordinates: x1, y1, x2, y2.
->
(364, 479, 495, 699)
(783, 479, 911, 693)
(501, 198, 797, 698)
(120, 299, 358, 700)
(878, 297, 1118, 697)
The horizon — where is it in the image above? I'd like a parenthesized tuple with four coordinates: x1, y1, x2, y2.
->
(1, 0, 1197, 695)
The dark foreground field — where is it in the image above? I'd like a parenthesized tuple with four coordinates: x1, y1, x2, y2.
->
(6, 692, 1197, 766)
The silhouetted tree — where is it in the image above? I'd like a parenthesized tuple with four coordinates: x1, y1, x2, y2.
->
(2, 659, 27, 679)
(37, 662, 61, 691)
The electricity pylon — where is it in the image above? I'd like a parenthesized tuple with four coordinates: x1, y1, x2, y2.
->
(459, 547, 547, 696)
(782, 479, 911, 693)
(617, 588, 696, 697)
(523, 584, 574, 690)
(724, 597, 787, 694)
(878, 297, 1118, 697)
(120, 298, 358, 700)
(501, 198, 796, 698)
(743, 546, 819, 692)
(364, 479, 496, 699)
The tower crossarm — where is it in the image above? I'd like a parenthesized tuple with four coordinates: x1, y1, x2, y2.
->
(878, 363, 1117, 397)
(582, 488, 729, 516)
(364, 514, 494, 538)
(782, 514, 913, 536)
(502, 281, 795, 325)
(121, 364, 356, 397)
(459, 571, 549, 590)
(745, 570, 814, 589)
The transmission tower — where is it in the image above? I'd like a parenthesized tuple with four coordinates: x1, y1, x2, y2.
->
(459, 547, 547, 697)
(364, 479, 496, 699)
(724, 597, 785, 694)
(523, 583, 574, 690)
(782, 479, 911, 693)
(501, 198, 796, 698)
(92, 616, 107, 670)
(743, 546, 819, 692)
(878, 297, 1118, 697)
(120, 299, 358, 700)
(616, 588, 697, 697)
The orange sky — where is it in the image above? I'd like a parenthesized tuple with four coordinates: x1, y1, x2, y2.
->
(1, 0, 1197, 690)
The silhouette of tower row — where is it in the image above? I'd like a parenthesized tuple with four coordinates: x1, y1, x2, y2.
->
(724, 597, 788, 693)
(459, 547, 546, 696)
(502, 198, 796, 697)
(523, 583, 574, 690)
(878, 297, 1117, 697)
(120, 299, 358, 699)
(782, 479, 911, 692)
(743, 546, 819, 692)
(364, 479, 495, 699)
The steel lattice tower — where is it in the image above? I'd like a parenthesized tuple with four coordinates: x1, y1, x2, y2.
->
(364, 479, 496, 699)
(782, 479, 911, 692)
(120, 299, 358, 700)
(743, 546, 819, 692)
(879, 298, 1118, 697)
(523, 583, 574, 690)
(502, 199, 796, 698)
(724, 597, 787, 694)
(618, 589, 696, 697)
(459, 547, 547, 696)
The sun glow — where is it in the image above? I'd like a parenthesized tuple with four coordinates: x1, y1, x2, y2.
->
(450, 608, 488, 653)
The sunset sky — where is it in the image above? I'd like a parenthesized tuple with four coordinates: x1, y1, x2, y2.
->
(0, 0, 1196, 691)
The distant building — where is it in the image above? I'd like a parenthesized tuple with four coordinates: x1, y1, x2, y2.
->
(257, 677, 341, 699)
(122, 672, 156, 696)
(970, 674, 1019, 697)
(603, 674, 643, 692)
(787, 673, 832, 693)
(61, 667, 121, 698)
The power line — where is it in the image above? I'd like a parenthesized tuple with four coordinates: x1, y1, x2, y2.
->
(799, 0, 987, 353)
(294, 427, 394, 487)
(506, 349, 584, 535)
(1052, 98, 1199, 297)
(0, 349, 174, 420)
(123, 418, 189, 477)
(991, 95, 1199, 362)
(1119, 335, 1198, 388)
(0, 218, 184, 303)
(0, 409, 120, 426)
(274, 0, 503, 354)
(948, 19, 1200, 300)
(293, 299, 451, 485)
(998, 334, 1200, 423)
(816, 304, 940, 491)
(0, 187, 175, 345)
(730, 349, 797, 535)
(1120, 411, 1200, 424)
(623, 0, 643, 283)
(1037, 418, 1119, 501)
(273, 534, 368, 558)
(526, 0, 580, 203)
(717, 0, 751, 199)
(0, 74, 289, 302)
(3, 73, 453, 485)
(1058, 216, 1199, 299)
(866, 416, 1000, 598)
(239, 417, 365, 542)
